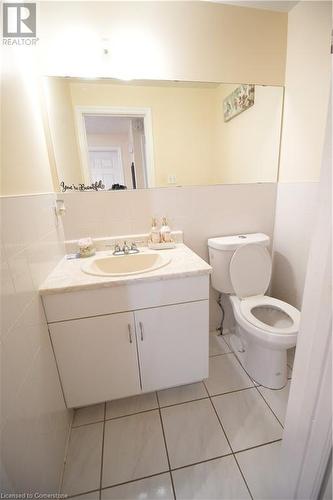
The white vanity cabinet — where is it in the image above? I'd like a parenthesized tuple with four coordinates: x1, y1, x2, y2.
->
(135, 301, 208, 393)
(44, 274, 210, 408)
(49, 312, 141, 408)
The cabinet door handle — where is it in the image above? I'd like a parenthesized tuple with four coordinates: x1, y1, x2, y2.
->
(139, 321, 144, 341)
(128, 324, 133, 343)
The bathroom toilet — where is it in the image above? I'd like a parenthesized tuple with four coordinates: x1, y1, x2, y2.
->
(208, 233, 300, 389)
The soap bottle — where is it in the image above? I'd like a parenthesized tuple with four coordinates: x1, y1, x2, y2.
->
(160, 216, 172, 243)
(150, 217, 160, 244)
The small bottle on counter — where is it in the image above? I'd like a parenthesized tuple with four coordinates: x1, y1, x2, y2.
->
(160, 216, 172, 243)
(150, 217, 161, 244)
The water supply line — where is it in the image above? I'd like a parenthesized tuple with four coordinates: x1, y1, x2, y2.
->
(217, 293, 225, 335)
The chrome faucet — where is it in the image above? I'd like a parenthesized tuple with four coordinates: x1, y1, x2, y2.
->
(129, 242, 139, 254)
(112, 241, 140, 255)
(113, 243, 122, 255)
(123, 241, 130, 254)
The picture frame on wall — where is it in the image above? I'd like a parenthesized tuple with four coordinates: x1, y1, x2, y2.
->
(223, 84, 255, 122)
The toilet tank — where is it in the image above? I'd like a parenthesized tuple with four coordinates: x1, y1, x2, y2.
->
(208, 233, 270, 294)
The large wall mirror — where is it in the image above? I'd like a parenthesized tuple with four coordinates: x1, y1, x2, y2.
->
(43, 77, 284, 191)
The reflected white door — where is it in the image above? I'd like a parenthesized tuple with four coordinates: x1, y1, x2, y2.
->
(88, 148, 124, 189)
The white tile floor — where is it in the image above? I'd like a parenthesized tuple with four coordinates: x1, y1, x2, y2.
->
(61, 331, 294, 499)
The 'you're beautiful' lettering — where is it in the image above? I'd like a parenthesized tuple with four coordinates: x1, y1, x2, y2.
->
(60, 181, 105, 192)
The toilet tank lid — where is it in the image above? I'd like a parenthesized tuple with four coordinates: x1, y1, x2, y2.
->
(208, 233, 270, 251)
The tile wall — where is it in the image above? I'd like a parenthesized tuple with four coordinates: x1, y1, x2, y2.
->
(0, 193, 71, 492)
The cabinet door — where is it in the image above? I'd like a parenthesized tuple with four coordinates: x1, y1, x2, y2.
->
(135, 301, 209, 392)
(49, 312, 141, 408)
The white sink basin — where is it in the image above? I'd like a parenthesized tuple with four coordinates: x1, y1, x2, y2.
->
(81, 252, 172, 277)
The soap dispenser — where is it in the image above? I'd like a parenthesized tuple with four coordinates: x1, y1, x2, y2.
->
(160, 216, 172, 243)
(150, 217, 160, 244)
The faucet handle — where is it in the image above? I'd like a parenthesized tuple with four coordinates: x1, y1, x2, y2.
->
(114, 242, 121, 253)
(122, 241, 130, 253)
(130, 242, 137, 250)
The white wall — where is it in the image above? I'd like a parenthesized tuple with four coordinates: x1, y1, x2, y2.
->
(0, 195, 71, 491)
(271, 0, 331, 309)
(1, 51, 55, 195)
(59, 183, 277, 329)
(271, 182, 319, 309)
(39, 2, 287, 85)
(278, 0, 331, 182)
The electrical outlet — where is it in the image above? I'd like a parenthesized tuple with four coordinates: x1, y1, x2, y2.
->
(167, 175, 177, 184)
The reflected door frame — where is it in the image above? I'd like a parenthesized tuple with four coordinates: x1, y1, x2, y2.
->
(75, 106, 155, 188)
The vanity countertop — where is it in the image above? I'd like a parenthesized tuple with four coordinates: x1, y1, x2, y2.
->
(39, 244, 212, 295)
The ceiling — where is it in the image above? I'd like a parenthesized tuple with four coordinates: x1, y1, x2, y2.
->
(211, 1, 299, 12)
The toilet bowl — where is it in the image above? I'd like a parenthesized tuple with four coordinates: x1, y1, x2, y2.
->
(208, 233, 300, 389)
(229, 294, 299, 388)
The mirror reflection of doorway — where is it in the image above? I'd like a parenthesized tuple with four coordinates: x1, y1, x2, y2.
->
(88, 148, 124, 188)
(83, 114, 147, 189)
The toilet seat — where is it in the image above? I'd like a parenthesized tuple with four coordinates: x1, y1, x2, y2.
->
(240, 295, 300, 335)
(230, 244, 272, 299)
(229, 243, 300, 335)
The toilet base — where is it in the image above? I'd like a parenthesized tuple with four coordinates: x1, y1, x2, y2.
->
(227, 326, 288, 389)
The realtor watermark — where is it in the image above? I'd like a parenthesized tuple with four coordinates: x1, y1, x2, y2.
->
(2, 3, 39, 45)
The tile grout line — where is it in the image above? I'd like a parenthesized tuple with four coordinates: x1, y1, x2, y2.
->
(67, 412, 283, 498)
(59, 410, 76, 495)
(68, 380, 286, 497)
(96, 453, 241, 496)
(203, 379, 254, 500)
(208, 345, 287, 494)
(99, 471, 171, 495)
(170, 452, 234, 472)
(67, 438, 284, 499)
(73, 357, 289, 431)
(72, 418, 105, 429)
(234, 438, 283, 455)
(206, 385, 256, 398)
(232, 453, 255, 500)
(209, 351, 232, 357)
(233, 437, 283, 499)
(68, 488, 100, 499)
(156, 391, 177, 500)
(105, 406, 160, 420)
(99, 402, 107, 498)
(70, 385, 282, 434)
(157, 394, 208, 409)
(74, 389, 260, 429)
(254, 386, 285, 429)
